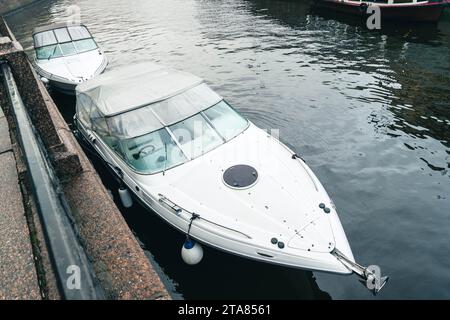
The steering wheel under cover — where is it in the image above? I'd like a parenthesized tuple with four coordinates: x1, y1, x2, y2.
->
(135, 144, 156, 159)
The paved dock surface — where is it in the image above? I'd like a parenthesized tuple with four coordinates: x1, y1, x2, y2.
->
(0, 16, 170, 300)
(0, 106, 41, 300)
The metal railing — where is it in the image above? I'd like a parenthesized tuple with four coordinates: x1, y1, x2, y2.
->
(1, 62, 104, 299)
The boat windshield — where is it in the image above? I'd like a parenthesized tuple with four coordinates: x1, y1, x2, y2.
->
(34, 25, 98, 60)
(97, 100, 248, 174)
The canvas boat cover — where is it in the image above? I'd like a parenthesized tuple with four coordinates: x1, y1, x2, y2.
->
(76, 62, 223, 138)
(33, 24, 93, 48)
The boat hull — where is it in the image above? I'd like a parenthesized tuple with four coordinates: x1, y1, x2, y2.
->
(35, 54, 108, 95)
(47, 78, 78, 95)
(313, 1, 447, 22)
(74, 120, 353, 275)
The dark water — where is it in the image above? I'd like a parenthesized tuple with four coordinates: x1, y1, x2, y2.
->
(6, 0, 450, 299)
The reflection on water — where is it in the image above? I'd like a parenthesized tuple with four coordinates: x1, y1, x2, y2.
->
(6, 0, 450, 299)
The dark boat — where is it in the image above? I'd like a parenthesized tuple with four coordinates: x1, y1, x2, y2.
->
(313, 0, 448, 22)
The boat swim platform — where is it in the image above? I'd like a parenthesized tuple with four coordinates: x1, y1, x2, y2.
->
(0, 17, 170, 300)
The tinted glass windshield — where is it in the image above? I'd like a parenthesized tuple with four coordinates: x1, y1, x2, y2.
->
(169, 113, 223, 159)
(74, 38, 97, 53)
(98, 99, 248, 174)
(203, 101, 249, 141)
(102, 83, 222, 139)
(59, 42, 77, 55)
(36, 45, 63, 59)
(119, 129, 187, 174)
(34, 26, 98, 60)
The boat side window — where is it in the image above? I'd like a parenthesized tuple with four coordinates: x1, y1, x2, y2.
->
(92, 117, 109, 138)
(203, 100, 248, 141)
(93, 117, 122, 153)
(76, 93, 93, 127)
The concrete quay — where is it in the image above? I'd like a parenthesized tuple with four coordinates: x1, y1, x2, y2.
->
(0, 101, 42, 300)
(0, 17, 170, 300)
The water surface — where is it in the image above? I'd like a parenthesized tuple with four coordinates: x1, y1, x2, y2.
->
(6, 0, 450, 299)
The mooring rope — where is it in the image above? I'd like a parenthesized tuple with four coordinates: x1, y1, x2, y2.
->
(186, 213, 201, 240)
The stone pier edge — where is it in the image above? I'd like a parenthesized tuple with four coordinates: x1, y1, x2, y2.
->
(0, 17, 171, 300)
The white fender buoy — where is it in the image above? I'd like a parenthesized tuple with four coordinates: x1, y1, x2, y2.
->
(41, 77, 49, 84)
(119, 187, 133, 208)
(181, 239, 203, 265)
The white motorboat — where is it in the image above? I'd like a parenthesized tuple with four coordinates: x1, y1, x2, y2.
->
(32, 23, 107, 94)
(74, 62, 387, 294)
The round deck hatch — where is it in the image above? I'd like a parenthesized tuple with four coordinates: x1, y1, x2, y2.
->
(223, 165, 258, 189)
